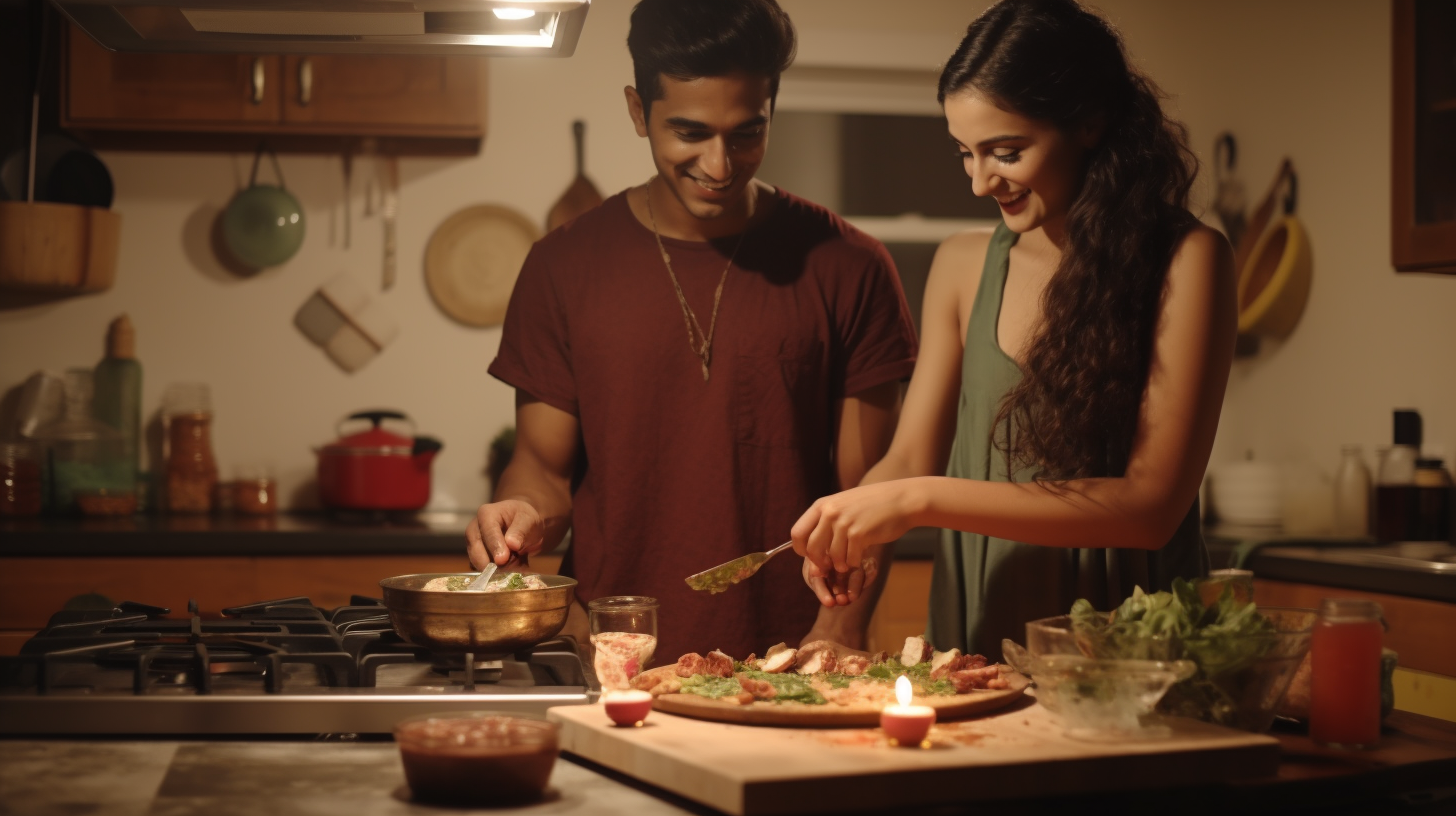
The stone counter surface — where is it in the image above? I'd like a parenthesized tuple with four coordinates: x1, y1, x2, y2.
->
(0, 739, 700, 816)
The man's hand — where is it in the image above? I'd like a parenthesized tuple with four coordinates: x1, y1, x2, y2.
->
(801, 555, 879, 607)
(466, 499, 545, 569)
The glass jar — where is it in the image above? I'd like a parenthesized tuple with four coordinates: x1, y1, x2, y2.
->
(0, 441, 44, 517)
(1332, 444, 1372, 538)
(232, 463, 277, 516)
(587, 596, 659, 690)
(1309, 598, 1384, 749)
(31, 369, 131, 516)
(163, 383, 217, 514)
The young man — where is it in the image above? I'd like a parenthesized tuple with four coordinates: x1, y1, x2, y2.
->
(466, 0, 917, 662)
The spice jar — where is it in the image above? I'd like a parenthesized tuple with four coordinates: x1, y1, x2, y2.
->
(1, 441, 43, 517)
(1309, 598, 1384, 749)
(232, 463, 277, 516)
(163, 383, 218, 514)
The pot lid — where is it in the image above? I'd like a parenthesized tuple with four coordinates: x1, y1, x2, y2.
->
(334, 410, 413, 449)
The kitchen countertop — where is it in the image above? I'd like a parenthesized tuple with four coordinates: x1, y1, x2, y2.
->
(1205, 527, 1455, 603)
(3, 711, 1455, 816)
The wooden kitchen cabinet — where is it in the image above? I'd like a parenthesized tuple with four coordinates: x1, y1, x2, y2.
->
(1392, 0, 1456, 273)
(278, 55, 482, 132)
(62, 24, 486, 154)
(1254, 578, 1456, 678)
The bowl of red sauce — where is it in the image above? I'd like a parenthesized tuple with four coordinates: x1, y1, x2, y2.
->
(394, 711, 559, 805)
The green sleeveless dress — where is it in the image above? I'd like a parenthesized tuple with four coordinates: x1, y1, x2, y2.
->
(925, 223, 1208, 657)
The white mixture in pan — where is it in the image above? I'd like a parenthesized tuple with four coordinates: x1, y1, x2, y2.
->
(422, 573, 550, 592)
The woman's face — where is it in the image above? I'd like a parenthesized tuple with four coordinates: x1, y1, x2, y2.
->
(944, 90, 1089, 236)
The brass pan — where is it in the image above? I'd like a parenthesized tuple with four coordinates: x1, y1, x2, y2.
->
(379, 572, 577, 654)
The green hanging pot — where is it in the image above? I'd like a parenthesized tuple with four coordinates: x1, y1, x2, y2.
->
(221, 147, 305, 270)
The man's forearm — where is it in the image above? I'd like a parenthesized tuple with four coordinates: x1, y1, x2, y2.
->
(495, 459, 575, 553)
(804, 541, 892, 649)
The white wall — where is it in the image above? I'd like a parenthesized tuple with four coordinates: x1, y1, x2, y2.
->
(1, 0, 1452, 514)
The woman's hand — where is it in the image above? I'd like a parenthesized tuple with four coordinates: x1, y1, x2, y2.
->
(801, 554, 880, 607)
(791, 480, 921, 575)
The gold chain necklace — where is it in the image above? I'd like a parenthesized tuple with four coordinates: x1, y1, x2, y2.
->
(644, 178, 748, 382)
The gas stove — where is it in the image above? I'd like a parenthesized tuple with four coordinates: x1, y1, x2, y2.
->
(0, 597, 599, 735)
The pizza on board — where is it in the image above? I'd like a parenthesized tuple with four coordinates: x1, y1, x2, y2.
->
(629, 636, 1016, 713)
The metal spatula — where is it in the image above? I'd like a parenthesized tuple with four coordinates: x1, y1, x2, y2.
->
(685, 541, 794, 594)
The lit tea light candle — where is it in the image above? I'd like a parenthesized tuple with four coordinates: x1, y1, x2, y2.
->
(880, 675, 935, 747)
(603, 689, 654, 727)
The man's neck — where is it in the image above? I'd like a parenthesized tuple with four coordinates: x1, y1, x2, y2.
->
(637, 177, 771, 242)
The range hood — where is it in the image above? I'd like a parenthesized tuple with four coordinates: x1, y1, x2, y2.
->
(51, 0, 590, 56)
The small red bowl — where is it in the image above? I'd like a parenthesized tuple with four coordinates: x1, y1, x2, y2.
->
(395, 712, 559, 805)
(604, 689, 654, 727)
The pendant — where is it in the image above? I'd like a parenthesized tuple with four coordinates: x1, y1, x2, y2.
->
(701, 361, 711, 382)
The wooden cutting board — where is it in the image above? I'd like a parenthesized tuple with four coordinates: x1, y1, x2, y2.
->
(551, 700, 1280, 815)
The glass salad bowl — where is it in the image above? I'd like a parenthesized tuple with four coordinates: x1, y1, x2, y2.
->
(1002, 639, 1195, 741)
(1021, 605, 1317, 733)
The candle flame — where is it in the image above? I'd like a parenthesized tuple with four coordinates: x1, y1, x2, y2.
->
(895, 674, 912, 707)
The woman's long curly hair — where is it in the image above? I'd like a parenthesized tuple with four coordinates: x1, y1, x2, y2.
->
(939, 0, 1199, 481)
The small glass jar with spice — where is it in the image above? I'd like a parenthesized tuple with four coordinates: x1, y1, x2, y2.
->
(163, 383, 218, 515)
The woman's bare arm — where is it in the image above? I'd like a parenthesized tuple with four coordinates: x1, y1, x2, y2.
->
(793, 225, 1237, 573)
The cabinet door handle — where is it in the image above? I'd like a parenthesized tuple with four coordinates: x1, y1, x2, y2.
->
(251, 57, 265, 104)
(298, 58, 313, 107)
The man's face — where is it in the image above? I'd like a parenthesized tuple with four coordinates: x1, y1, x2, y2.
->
(629, 72, 773, 222)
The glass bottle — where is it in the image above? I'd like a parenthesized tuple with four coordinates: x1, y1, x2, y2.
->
(163, 383, 217, 514)
(588, 596, 659, 690)
(1332, 445, 1371, 538)
(1309, 598, 1384, 749)
(1376, 409, 1422, 543)
(0, 441, 44, 517)
(93, 314, 142, 495)
(31, 369, 130, 516)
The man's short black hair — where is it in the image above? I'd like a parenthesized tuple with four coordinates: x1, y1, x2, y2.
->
(627, 0, 796, 121)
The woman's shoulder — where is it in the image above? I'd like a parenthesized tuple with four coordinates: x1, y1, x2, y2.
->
(1166, 221, 1235, 284)
(927, 226, 998, 287)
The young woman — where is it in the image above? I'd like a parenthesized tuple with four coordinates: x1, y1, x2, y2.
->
(790, 0, 1237, 656)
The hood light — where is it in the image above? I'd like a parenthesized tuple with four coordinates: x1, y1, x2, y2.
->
(492, 8, 537, 20)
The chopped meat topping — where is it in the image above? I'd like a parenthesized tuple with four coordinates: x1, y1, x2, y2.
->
(899, 636, 933, 666)
(948, 664, 1008, 692)
(931, 652, 988, 680)
(703, 650, 735, 677)
(675, 653, 707, 678)
(630, 666, 683, 696)
(735, 673, 778, 701)
(838, 655, 870, 676)
(761, 649, 797, 673)
(795, 648, 837, 674)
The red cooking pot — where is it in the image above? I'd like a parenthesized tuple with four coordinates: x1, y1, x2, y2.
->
(316, 410, 442, 511)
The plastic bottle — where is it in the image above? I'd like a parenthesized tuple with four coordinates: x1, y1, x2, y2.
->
(31, 369, 131, 516)
(93, 314, 142, 493)
(1332, 444, 1371, 538)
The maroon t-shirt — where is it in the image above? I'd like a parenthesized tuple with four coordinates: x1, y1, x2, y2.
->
(489, 188, 917, 662)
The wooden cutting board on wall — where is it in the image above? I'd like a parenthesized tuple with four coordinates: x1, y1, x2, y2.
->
(550, 701, 1279, 815)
